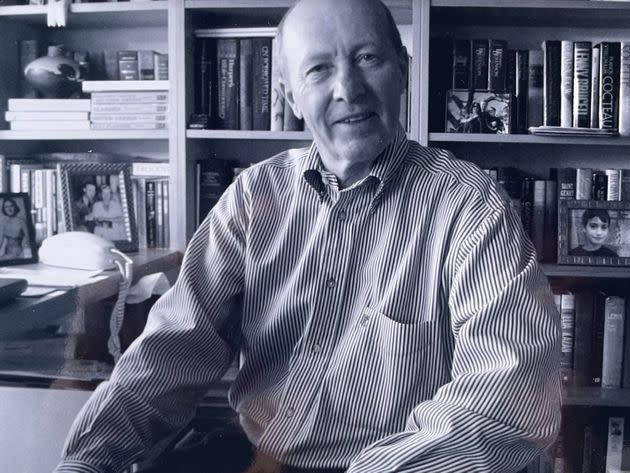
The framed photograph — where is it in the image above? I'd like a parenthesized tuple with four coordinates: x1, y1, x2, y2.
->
(446, 89, 512, 134)
(558, 200, 630, 266)
(58, 162, 138, 252)
(0, 193, 38, 265)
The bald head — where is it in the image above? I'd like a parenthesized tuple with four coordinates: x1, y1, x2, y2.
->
(276, 0, 404, 80)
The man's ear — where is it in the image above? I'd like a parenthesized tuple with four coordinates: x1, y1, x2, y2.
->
(279, 78, 303, 119)
(398, 45, 409, 90)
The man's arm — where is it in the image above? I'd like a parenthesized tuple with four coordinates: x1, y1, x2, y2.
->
(55, 180, 248, 473)
(348, 199, 561, 473)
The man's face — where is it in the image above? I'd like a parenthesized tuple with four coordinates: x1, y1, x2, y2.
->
(281, 0, 407, 165)
(85, 184, 96, 200)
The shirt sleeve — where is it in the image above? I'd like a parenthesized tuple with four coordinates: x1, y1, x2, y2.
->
(54, 179, 248, 473)
(347, 198, 562, 473)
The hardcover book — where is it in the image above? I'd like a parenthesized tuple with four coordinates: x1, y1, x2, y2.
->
(216, 38, 239, 130)
(560, 41, 574, 128)
(452, 39, 471, 89)
(601, 295, 625, 388)
(472, 39, 489, 90)
(252, 37, 272, 131)
(619, 41, 630, 136)
(599, 41, 621, 130)
(572, 41, 592, 128)
(543, 40, 561, 126)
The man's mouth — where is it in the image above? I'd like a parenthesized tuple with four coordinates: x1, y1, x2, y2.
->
(336, 112, 375, 124)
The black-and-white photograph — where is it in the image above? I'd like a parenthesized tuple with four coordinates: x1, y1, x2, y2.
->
(0, 193, 38, 265)
(59, 162, 138, 252)
(558, 200, 630, 266)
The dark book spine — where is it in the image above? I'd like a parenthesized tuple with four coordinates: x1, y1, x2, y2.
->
(216, 38, 239, 130)
(599, 41, 621, 130)
(471, 39, 489, 90)
(145, 180, 156, 249)
(239, 38, 253, 130)
(623, 299, 630, 388)
(543, 179, 557, 262)
(197, 159, 234, 225)
(506, 49, 518, 132)
(18, 39, 40, 98)
(527, 50, 544, 128)
(117, 50, 139, 80)
(252, 37, 272, 131)
(196, 38, 211, 116)
(520, 177, 535, 239)
(592, 172, 608, 201)
(591, 291, 607, 387)
(573, 41, 592, 128)
(515, 50, 529, 134)
(601, 295, 626, 388)
(488, 39, 508, 91)
(573, 290, 594, 387)
(452, 39, 471, 89)
(543, 40, 561, 126)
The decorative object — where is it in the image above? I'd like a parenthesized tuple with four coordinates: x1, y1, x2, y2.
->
(58, 162, 138, 252)
(558, 200, 630, 266)
(0, 193, 38, 266)
(446, 89, 511, 134)
(24, 45, 81, 98)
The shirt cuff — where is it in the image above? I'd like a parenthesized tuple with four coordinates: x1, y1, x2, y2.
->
(54, 460, 105, 473)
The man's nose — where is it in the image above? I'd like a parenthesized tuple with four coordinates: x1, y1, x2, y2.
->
(332, 64, 365, 103)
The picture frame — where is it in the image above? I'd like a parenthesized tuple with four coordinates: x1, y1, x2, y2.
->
(445, 89, 512, 134)
(0, 192, 38, 266)
(558, 200, 630, 266)
(58, 162, 138, 252)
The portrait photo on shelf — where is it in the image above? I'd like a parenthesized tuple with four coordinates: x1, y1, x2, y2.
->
(558, 200, 630, 266)
(0, 192, 38, 266)
(58, 162, 138, 252)
(445, 89, 512, 134)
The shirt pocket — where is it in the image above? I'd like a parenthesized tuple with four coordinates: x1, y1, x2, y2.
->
(360, 306, 434, 356)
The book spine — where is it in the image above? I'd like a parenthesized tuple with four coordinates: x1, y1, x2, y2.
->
(239, 38, 253, 130)
(592, 172, 608, 201)
(133, 178, 146, 248)
(591, 292, 607, 386)
(605, 417, 625, 473)
(117, 50, 139, 80)
(252, 37, 272, 131)
(216, 38, 239, 130)
(560, 41, 574, 128)
(132, 162, 170, 177)
(90, 103, 168, 114)
(5, 111, 89, 121)
(543, 179, 557, 262)
(137, 50, 155, 80)
(197, 159, 234, 225)
(44, 169, 56, 237)
(601, 295, 625, 388)
(531, 179, 546, 261)
(90, 122, 167, 130)
(591, 45, 600, 128)
(452, 39, 471, 89)
(270, 37, 284, 131)
(196, 38, 211, 116)
(154, 53, 168, 81)
(103, 50, 119, 80)
(619, 41, 630, 136)
(145, 180, 156, 248)
(520, 177, 535, 239)
(0, 154, 6, 194)
(10, 120, 90, 130)
(600, 42, 621, 130)
(623, 300, 630, 388)
(90, 92, 169, 104)
(89, 113, 168, 122)
(573, 291, 594, 387)
(515, 50, 529, 134)
(162, 180, 170, 248)
(560, 293, 576, 384)
(18, 39, 40, 98)
(605, 169, 622, 201)
(488, 39, 508, 91)
(543, 40, 561, 126)
(572, 41, 592, 128)
(527, 50, 544, 128)
(8, 98, 92, 111)
(575, 167, 593, 200)
(155, 178, 163, 248)
(472, 39, 489, 90)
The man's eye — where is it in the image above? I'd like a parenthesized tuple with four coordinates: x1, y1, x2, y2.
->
(358, 53, 378, 64)
(306, 64, 327, 75)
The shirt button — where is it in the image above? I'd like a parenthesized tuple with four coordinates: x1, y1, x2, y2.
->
(338, 210, 347, 221)
(360, 315, 370, 326)
(312, 344, 322, 354)
(326, 277, 336, 289)
(286, 407, 295, 418)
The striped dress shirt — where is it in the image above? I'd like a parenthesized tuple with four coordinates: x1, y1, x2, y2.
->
(56, 127, 561, 473)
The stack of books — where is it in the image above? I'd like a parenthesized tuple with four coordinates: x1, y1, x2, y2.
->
(83, 80, 169, 130)
(5, 99, 91, 131)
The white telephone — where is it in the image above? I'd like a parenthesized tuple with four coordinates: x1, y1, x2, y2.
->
(39, 231, 118, 271)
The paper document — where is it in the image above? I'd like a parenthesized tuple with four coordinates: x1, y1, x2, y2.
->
(0, 264, 106, 289)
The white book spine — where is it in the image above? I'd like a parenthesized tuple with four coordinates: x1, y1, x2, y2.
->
(560, 41, 574, 128)
(605, 417, 625, 473)
(90, 92, 169, 104)
(619, 41, 630, 136)
(606, 169, 622, 201)
(602, 296, 625, 388)
(90, 103, 168, 114)
(5, 111, 89, 121)
(591, 45, 601, 128)
(132, 162, 170, 177)
(89, 113, 168, 123)
(7, 99, 91, 112)
(90, 122, 167, 130)
(10, 120, 90, 131)
(576, 168, 593, 200)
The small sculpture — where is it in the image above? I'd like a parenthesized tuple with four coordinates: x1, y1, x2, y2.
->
(24, 45, 81, 98)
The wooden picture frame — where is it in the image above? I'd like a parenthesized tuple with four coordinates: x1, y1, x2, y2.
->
(558, 199, 630, 266)
(0, 192, 38, 266)
(58, 162, 138, 252)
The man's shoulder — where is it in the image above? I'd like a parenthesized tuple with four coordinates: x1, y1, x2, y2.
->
(405, 141, 506, 212)
(241, 146, 310, 177)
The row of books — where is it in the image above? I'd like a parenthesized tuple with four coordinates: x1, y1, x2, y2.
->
(554, 289, 630, 389)
(534, 413, 630, 473)
(0, 155, 171, 249)
(18, 39, 168, 99)
(5, 84, 169, 131)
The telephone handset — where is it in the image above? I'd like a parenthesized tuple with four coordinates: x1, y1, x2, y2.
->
(39, 231, 118, 271)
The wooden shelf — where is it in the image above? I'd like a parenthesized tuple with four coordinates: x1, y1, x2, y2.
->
(562, 386, 630, 407)
(542, 264, 630, 279)
(187, 129, 313, 141)
(429, 133, 630, 146)
(186, 0, 413, 24)
(0, 1, 168, 28)
(431, 0, 630, 27)
(0, 130, 169, 141)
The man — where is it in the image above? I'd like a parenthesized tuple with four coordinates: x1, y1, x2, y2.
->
(75, 182, 96, 233)
(55, 1, 561, 472)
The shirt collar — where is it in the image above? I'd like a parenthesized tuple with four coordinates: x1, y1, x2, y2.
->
(301, 125, 409, 198)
